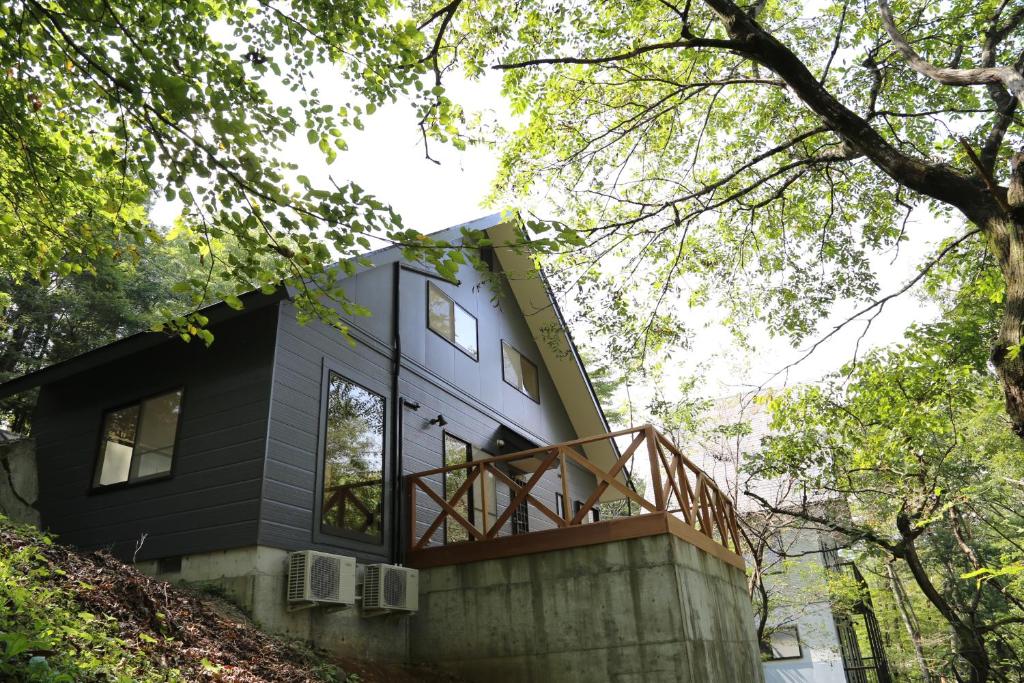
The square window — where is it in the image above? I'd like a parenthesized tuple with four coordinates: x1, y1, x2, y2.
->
(427, 282, 478, 359)
(502, 342, 540, 401)
(94, 389, 182, 488)
(762, 626, 802, 661)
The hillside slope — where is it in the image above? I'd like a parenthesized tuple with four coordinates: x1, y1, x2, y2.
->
(0, 517, 454, 682)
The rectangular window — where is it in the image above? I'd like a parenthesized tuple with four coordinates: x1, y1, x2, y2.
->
(510, 475, 529, 535)
(555, 492, 566, 520)
(762, 626, 802, 661)
(501, 342, 540, 401)
(321, 373, 385, 543)
(443, 433, 496, 543)
(94, 389, 182, 488)
(427, 282, 478, 359)
(443, 433, 472, 544)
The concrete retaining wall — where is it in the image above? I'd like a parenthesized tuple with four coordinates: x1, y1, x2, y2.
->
(138, 546, 409, 662)
(0, 437, 39, 526)
(410, 533, 764, 682)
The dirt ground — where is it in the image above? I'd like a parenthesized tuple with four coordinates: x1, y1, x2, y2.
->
(2, 522, 463, 682)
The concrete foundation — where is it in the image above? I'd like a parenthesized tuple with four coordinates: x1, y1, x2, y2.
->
(0, 437, 39, 526)
(138, 546, 409, 661)
(410, 533, 764, 682)
(135, 533, 763, 681)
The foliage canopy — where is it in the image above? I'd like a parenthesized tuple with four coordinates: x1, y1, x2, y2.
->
(400, 0, 1024, 434)
(0, 0, 472, 343)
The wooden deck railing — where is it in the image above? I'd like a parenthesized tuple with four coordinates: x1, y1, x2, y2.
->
(406, 425, 742, 557)
(322, 480, 381, 534)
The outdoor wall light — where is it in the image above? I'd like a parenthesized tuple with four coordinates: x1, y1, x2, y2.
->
(429, 414, 448, 427)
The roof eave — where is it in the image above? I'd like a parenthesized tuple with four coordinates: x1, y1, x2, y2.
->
(0, 289, 288, 399)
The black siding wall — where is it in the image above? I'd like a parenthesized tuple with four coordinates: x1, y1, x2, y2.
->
(31, 305, 278, 561)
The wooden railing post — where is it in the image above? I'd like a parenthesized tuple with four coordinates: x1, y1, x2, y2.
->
(559, 447, 571, 522)
(479, 462, 490, 537)
(645, 425, 665, 510)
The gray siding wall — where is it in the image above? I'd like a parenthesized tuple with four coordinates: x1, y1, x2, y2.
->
(31, 306, 278, 561)
(396, 260, 597, 546)
(262, 255, 598, 561)
(260, 296, 396, 563)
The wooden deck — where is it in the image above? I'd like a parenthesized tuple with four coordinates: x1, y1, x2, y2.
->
(405, 425, 745, 570)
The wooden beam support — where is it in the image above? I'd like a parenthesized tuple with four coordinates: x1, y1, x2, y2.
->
(407, 512, 746, 571)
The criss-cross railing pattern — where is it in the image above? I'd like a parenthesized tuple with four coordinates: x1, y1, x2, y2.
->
(406, 425, 742, 556)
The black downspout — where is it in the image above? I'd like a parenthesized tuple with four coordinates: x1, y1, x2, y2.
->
(390, 263, 404, 564)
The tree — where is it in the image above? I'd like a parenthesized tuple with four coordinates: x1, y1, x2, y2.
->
(668, 392, 838, 653)
(0, 236, 202, 430)
(749, 300, 1024, 681)
(0, 0, 468, 344)
(401, 0, 1024, 435)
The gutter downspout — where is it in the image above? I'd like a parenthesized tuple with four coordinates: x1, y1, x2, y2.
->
(390, 262, 404, 564)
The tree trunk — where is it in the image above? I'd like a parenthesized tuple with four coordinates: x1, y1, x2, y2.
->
(886, 560, 932, 683)
(985, 213, 1024, 438)
(897, 515, 990, 682)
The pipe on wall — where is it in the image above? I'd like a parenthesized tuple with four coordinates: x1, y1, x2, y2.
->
(389, 262, 403, 563)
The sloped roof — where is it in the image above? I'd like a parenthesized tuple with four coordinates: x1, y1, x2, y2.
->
(0, 214, 619, 476)
(484, 216, 620, 479)
(0, 288, 287, 400)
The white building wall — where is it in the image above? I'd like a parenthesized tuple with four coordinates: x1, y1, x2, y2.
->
(682, 396, 850, 683)
(761, 526, 847, 683)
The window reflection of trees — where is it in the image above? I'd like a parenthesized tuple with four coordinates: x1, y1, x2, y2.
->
(321, 373, 385, 541)
(443, 434, 471, 544)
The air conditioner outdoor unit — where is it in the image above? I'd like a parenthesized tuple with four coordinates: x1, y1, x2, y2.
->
(360, 564, 419, 615)
(287, 550, 356, 609)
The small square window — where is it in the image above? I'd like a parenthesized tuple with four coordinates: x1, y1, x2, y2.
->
(427, 282, 478, 359)
(502, 342, 540, 401)
(94, 389, 182, 488)
(761, 626, 802, 661)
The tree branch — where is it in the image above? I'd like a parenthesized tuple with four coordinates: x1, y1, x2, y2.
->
(878, 0, 1024, 107)
(696, 0, 994, 224)
(494, 37, 739, 71)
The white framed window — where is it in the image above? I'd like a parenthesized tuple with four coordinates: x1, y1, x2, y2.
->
(94, 389, 183, 488)
(427, 282, 478, 359)
(501, 341, 539, 402)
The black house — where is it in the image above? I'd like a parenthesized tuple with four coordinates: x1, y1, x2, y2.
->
(0, 213, 617, 566)
(0, 214, 768, 680)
